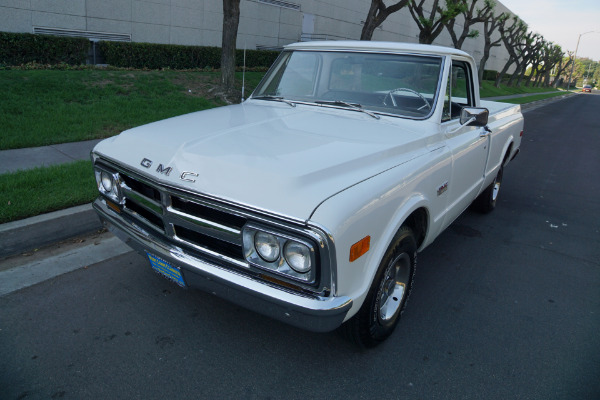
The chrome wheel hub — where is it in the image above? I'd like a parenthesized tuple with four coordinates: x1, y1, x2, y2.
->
(492, 181, 501, 201)
(378, 252, 411, 322)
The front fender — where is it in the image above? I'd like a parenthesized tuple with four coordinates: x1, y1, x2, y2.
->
(309, 149, 451, 319)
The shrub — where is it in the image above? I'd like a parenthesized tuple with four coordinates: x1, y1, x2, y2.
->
(0, 31, 280, 70)
(482, 69, 498, 81)
(237, 48, 280, 68)
(0, 32, 89, 66)
(99, 41, 279, 70)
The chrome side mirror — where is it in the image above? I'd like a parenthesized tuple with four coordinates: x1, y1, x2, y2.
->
(460, 107, 489, 127)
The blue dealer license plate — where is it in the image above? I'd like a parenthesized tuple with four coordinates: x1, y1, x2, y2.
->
(146, 252, 186, 287)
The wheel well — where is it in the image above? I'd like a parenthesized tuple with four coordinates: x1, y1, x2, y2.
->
(402, 208, 428, 248)
(503, 143, 513, 166)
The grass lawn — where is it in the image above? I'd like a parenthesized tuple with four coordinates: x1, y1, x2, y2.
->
(497, 91, 571, 104)
(0, 69, 265, 150)
(479, 80, 561, 98)
(0, 160, 98, 224)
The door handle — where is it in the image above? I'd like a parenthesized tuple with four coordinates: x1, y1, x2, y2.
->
(479, 125, 492, 137)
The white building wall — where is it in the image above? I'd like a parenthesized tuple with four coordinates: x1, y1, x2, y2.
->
(0, 0, 517, 72)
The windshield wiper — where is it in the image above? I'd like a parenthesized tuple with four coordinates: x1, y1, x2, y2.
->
(314, 100, 380, 119)
(252, 95, 296, 107)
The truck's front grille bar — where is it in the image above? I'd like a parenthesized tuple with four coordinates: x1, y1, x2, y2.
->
(116, 171, 248, 266)
(173, 224, 244, 260)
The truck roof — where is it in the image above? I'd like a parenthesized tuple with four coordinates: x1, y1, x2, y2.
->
(285, 40, 471, 58)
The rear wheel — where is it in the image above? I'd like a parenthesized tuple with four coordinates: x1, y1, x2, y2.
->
(340, 226, 417, 348)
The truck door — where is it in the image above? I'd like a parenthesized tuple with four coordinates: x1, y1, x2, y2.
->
(441, 59, 490, 227)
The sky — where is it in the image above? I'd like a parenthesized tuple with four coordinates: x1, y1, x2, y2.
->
(499, 0, 600, 61)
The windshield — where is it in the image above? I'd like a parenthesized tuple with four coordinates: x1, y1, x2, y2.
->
(252, 50, 443, 118)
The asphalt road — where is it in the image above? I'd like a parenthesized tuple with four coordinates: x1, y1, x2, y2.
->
(1, 93, 599, 400)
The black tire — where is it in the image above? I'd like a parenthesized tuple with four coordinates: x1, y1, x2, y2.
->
(474, 163, 504, 213)
(340, 226, 417, 348)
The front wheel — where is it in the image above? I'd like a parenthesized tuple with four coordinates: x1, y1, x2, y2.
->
(340, 226, 417, 348)
(474, 164, 504, 213)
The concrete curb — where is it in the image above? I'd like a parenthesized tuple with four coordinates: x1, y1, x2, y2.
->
(0, 203, 101, 258)
(520, 93, 575, 113)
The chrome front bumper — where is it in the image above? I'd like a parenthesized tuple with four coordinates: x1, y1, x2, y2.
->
(93, 198, 352, 332)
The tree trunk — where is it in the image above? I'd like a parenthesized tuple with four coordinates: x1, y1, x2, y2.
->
(507, 63, 522, 86)
(517, 62, 537, 87)
(221, 0, 240, 91)
(360, 1, 409, 40)
(360, 18, 379, 40)
(495, 60, 513, 87)
(516, 65, 528, 86)
(534, 69, 544, 87)
(478, 51, 490, 83)
(419, 31, 433, 44)
(553, 58, 572, 88)
(543, 71, 551, 87)
(360, 1, 380, 40)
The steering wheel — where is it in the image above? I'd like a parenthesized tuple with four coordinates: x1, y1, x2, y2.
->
(383, 87, 431, 111)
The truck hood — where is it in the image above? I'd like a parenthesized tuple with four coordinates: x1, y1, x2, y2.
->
(93, 101, 434, 221)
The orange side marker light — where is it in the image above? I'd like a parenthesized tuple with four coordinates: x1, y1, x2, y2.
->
(349, 236, 370, 262)
(106, 199, 121, 214)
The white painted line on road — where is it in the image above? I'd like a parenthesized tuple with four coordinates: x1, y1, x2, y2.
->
(0, 235, 132, 296)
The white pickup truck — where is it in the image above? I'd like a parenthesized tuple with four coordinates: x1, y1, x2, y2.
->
(92, 41, 523, 347)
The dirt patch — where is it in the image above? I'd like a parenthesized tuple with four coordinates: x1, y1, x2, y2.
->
(89, 79, 114, 88)
(169, 72, 241, 105)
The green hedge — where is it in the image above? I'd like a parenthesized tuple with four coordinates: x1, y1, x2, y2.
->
(0, 31, 280, 70)
(0, 32, 89, 66)
(98, 41, 280, 70)
(482, 69, 499, 81)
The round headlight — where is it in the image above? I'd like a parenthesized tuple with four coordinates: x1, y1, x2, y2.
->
(254, 232, 280, 262)
(284, 241, 311, 273)
(101, 171, 114, 192)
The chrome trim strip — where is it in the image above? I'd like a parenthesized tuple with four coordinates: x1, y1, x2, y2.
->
(306, 221, 338, 297)
(170, 231, 248, 269)
(166, 207, 241, 245)
(122, 187, 163, 216)
(121, 207, 164, 234)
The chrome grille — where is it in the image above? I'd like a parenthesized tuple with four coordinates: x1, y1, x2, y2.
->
(117, 171, 248, 265)
(94, 158, 333, 296)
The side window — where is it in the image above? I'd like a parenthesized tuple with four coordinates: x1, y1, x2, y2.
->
(442, 60, 474, 122)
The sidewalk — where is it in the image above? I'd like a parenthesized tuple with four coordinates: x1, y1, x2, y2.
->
(0, 139, 103, 258)
(0, 138, 102, 174)
(0, 90, 577, 258)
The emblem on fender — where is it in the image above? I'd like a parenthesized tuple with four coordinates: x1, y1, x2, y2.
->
(437, 182, 448, 196)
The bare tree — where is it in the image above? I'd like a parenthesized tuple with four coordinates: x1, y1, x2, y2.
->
(361, 0, 410, 40)
(552, 52, 574, 88)
(494, 16, 527, 87)
(539, 45, 564, 87)
(221, 0, 240, 92)
(532, 43, 561, 87)
(408, 0, 465, 44)
(514, 33, 543, 86)
(478, 11, 507, 83)
(445, 0, 495, 49)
